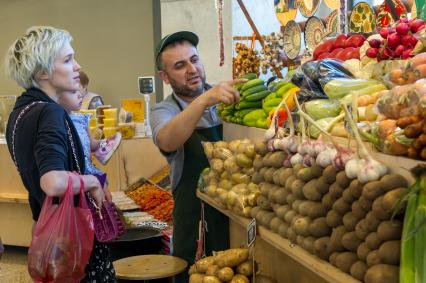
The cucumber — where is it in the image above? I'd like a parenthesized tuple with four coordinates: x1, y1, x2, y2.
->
(276, 83, 296, 98)
(241, 78, 264, 92)
(245, 90, 271, 102)
(236, 100, 262, 110)
(242, 85, 268, 97)
(242, 73, 257, 80)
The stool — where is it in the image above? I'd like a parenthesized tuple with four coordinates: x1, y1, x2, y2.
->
(113, 254, 188, 283)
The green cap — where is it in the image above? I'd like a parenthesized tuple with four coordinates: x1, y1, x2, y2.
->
(155, 31, 199, 69)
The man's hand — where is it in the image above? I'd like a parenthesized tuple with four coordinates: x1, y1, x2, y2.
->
(198, 79, 247, 108)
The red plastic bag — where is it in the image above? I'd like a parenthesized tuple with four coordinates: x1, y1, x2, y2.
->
(28, 174, 94, 283)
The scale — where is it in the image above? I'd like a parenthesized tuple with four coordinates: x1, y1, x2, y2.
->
(138, 76, 155, 137)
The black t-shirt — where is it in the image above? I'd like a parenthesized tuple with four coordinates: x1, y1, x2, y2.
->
(5, 88, 85, 221)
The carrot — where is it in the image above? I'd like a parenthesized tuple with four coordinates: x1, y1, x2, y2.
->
(378, 119, 398, 140)
(405, 121, 423, 138)
(397, 115, 421, 128)
(385, 133, 409, 155)
(414, 64, 426, 79)
(390, 69, 403, 83)
(358, 95, 371, 107)
(407, 146, 419, 159)
(404, 71, 417, 84)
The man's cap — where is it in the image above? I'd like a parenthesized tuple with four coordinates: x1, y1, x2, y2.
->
(155, 31, 199, 69)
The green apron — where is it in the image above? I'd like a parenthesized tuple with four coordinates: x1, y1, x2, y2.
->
(171, 97, 229, 282)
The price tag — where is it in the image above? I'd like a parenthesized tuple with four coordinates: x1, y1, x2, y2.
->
(247, 218, 257, 247)
(344, 104, 354, 136)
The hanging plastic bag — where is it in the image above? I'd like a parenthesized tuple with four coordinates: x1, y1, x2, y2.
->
(28, 174, 94, 283)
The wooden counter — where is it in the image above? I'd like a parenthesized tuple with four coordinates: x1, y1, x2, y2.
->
(0, 137, 167, 247)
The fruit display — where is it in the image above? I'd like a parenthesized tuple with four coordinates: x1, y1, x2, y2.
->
(188, 248, 277, 283)
(233, 43, 261, 78)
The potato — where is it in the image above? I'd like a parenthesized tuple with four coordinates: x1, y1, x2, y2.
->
(230, 274, 250, 283)
(279, 168, 293, 186)
(214, 248, 249, 268)
(378, 240, 400, 265)
(382, 188, 406, 214)
(247, 192, 260, 206)
(216, 267, 234, 281)
(343, 212, 358, 232)
(267, 185, 279, 202)
(206, 185, 218, 197)
(362, 181, 385, 201)
(237, 143, 249, 155)
(296, 235, 305, 246)
(303, 179, 323, 201)
(329, 182, 344, 199)
(206, 265, 220, 276)
(285, 175, 297, 192)
(309, 217, 330, 237)
(228, 140, 242, 153)
(293, 216, 312, 237)
(244, 144, 256, 158)
(326, 210, 343, 228)
(189, 273, 206, 283)
(299, 201, 314, 216)
(332, 198, 351, 215)
(254, 141, 268, 156)
(306, 202, 327, 218)
(291, 179, 306, 199)
(203, 275, 221, 283)
(377, 220, 403, 241)
(270, 217, 284, 233)
(213, 147, 232, 160)
(314, 236, 331, 260)
(278, 222, 290, 238)
(211, 159, 224, 174)
(259, 182, 271, 197)
(275, 205, 291, 220)
(272, 168, 284, 185)
(267, 151, 286, 168)
(259, 168, 268, 181)
(291, 199, 304, 213)
(236, 260, 254, 276)
(328, 226, 347, 253)
(365, 212, 381, 232)
(214, 141, 228, 149)
(359, 196, 373, 211)
(323, 165, 337, 184)
(351, 201, 367, 220)
(263, 167, 276, 183)
(254, 275, 277, 283)
(364, 264, 399, 283)
(284, 210, 298, 224)
(350, 261, 367, 281)
(329, 252, 340, 266)
(203, 142, 214, 159)
(259, 212, 275, 227)
(302, 236, 315, 254)
(355, 219, 369, 240)
(286, 227, 298, 243)
(321, 193, 334, 210)
(286, 193, 297, 206)
(366, 250, 381, 267)
(365, 232, 383, 250)
(357, 242, 371, 261)
(196, 256, 216, 273)
(257, 195, 272, 211)
(232, 173, 250, 184)
(336, 171, 351, 188)
(380, 173, 407, 192)
(218, 179, 233, 191)
(253, 155, 263, 170)
(316, 176, 330, 194)
(250, 207, 261, 218)
(342, 231, 362, 252)
(342, 188, 355, 203)
(335, 252, 358, 273)
(349, 179, 363, 198)
(189, 264, 199, 275)
(297, 165, 323, 182)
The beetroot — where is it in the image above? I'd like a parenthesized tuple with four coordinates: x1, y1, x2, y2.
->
(402, 48, 413, 59)
(410, 19, 425, 33)
(366, 47, 379, 58)
(396, 22, 410, 36)
(387, 33, 401, 49)
(369, 39, 382, 48)
(394, 45, 405, 57)
(380, 27, 392, 39)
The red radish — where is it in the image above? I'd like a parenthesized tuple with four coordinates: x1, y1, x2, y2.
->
(366, 47, 379, 58)
(369, 39, 382, 48)
(409, 36, 418, 47)
(396, 22, 410, 35)
(379, 48, 390, 60)
(334, 34, 348, 48)
(410, 19, 425, 33)
(401, 34, 419, 48)
(400, 17, 409, 23)
(402, 48, 413, 59)
(387, 33, 401, 49)
(380, 27, 392, 39)
(394, 45, 405, 57)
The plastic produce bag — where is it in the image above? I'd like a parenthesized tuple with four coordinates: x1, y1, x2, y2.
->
(304, 99, 341, 120)
(28, 174, 94, 283)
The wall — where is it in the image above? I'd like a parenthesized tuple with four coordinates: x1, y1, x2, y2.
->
(0, 0, 161, 108)
(160, 0, 233, 97)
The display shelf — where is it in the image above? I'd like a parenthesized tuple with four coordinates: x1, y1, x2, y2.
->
(223, 122, 425, 183)
(197, 191, 360, 283)
(0, 192, 29, 204)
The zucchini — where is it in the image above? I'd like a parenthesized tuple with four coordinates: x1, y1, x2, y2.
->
(236, 100, 262, 110)
(242, 85, 268, 97)
(241, 78, 264, 92)
(245, 90, 271, 102)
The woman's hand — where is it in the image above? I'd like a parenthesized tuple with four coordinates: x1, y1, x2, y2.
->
(89, 185, 105, 209)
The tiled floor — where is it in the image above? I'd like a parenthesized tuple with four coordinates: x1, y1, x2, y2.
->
(0, 246, 32, 283)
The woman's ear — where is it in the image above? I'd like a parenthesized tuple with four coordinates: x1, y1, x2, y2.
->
(158, 70, 170, 85)
(37, 70, 49, 81)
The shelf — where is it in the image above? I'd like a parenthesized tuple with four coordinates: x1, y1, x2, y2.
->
(197, 191, 360, 283)
(223, 122, 425, 183)
(0, 192, 29, 204)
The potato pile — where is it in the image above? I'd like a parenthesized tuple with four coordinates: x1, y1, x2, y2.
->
(189, 248, 277, 283)
(249, 140, 409, 283)
(202, 140, 261, 217)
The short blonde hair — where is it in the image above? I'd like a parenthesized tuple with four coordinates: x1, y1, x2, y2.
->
(5, 26, 72, 89)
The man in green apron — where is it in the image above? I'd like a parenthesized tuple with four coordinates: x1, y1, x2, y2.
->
(151, 31, 244, 282)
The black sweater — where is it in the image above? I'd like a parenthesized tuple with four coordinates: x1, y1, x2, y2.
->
(5, 88, 85, 221)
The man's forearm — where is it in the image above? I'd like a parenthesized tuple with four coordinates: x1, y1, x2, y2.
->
(157, 98, 206, 152)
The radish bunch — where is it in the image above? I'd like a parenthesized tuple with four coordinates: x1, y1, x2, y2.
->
(366, 18, 425, 60)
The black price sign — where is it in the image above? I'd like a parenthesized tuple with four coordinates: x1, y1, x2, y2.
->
(247, 218, 257, 247)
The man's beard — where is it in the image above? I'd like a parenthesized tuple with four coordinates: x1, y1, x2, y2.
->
(169, 76, 206, 98)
